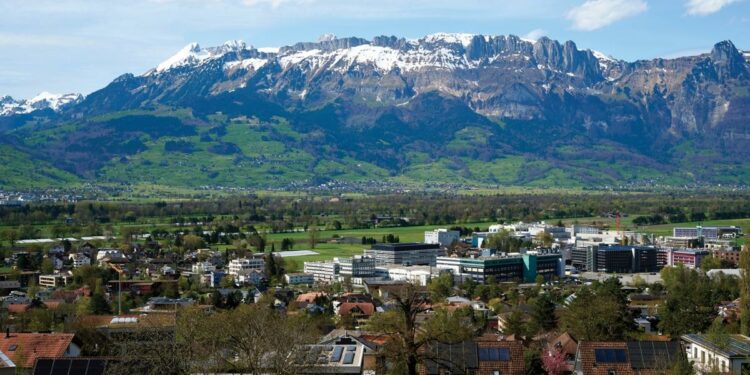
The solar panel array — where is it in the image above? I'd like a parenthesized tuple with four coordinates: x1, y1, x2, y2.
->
(33, 358, 109, 375)
(343, 352, 355, 365)
(594, 348, 628, 363)
(478, 347, 510, 361)
(627, 341, 680, 369)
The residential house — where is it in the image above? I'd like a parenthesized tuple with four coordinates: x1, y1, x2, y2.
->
(682, 333, 750, 374)
(298, 333, 378, 374)
(68, 253, 90, 268)
(420, 337, 525, 375)
(38, 274, 70, 289)
(0, 332, 80, 372)
(574, 340, 684, 375)
(338, 302, 375, 328)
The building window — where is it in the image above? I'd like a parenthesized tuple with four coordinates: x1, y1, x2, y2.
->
(607, 370, 616, 375)
(493, 371, 500, 375)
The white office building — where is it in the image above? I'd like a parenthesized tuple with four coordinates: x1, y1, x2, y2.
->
(228, 256, 264, 276)
(304, 261, 340, 282)
(424, 229, 460, 247)
(338, 256, 376, 278)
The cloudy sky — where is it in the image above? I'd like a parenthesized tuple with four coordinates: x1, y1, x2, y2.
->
(2, 0, 748, 98)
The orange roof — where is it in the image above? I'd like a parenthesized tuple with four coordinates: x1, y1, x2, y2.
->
(296, 292, 327, 303)
(6, 304, 29, 314)
(338, 302, 375, 317)
(359, 334, 390, 345)
(0, 333, 75, 368)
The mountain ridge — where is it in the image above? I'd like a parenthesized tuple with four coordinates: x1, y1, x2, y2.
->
(1, 33, 749, 190)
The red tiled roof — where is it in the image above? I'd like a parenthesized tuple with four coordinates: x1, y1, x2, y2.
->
(0, 333, 75, 368)
(338, 302, 375, 317)
(6, 304, 30, 314)
(296, 292, 327, 303)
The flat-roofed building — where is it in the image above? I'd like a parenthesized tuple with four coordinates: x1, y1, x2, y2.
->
(424, 229, 460, 247)
(436, 251, 563, 283)
(304, 261, 340, 283)
(364, 243, 440, 266)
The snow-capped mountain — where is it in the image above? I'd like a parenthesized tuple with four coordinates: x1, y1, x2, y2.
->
(1, 92, 83, 116)
(1, 33, 749, 189)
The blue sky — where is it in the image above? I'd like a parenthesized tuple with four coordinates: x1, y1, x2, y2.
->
(1, 0, 748, 98)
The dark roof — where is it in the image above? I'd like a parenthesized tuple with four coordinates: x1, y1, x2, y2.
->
(627, 341, 682, 369)
(577, 340, 685, 374)
(33, 358, 112, 375)
(424, 341, 478, 375)
(370, 243, 440, 251)
(682, 334, 750, 358)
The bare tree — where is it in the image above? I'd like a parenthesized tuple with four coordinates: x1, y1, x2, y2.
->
(365, 283, 476, 375)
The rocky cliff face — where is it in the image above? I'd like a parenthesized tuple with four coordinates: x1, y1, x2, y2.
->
(71, 34, 748, 140)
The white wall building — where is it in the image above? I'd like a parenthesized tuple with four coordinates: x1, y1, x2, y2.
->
(304, 261, 340, 282)
(424, 229, 460, 247)
(192, 261, 216, 274)
(228, 256, 264, 276)
(284, 273, 314, 285)
(683, 333, 750, 374)
(374, 265, 433, 286)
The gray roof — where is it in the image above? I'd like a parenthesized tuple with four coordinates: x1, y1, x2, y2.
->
(683, 334, 750, 358)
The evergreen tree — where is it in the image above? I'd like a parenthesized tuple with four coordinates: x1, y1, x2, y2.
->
(531, 293, 557, 333)
(90, 281, 112, 314)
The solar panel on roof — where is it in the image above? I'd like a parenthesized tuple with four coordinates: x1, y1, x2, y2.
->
(347, 345, 356, 351)
(50, 359, 71, 375)
(478, 347, 510, 362)
(343, 352, 355, 365)
(86, 359, 107, 375)
(331, 346, 344, 362)
(68, 359, 89, 374)
(32, 359, 54, 375)
(594, 348, 627, 363)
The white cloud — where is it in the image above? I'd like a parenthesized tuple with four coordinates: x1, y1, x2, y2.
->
(567, 0, 648, 31)
(242, 0, 314, 8)
(685, 0, 738, 15)
(0, 32, 93, 47)
(522, 28, 546, 41)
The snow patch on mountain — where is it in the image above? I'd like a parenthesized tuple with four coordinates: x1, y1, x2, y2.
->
(224, 58, 268, 71)
(279, 43, 476, 73)
(423, 33, 476, 48)
(151, 40, 251, 74)
(0, 92, 83, 116)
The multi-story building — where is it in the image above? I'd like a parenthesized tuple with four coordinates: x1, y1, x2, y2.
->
(715, 249, 742, 267)
(304, 261, 340, 282)
(227, 255, 264, 276)
(284, 273, 314, 285)
(424, 229, 460, 247)
(674, 226, 742, 240)
(364, 243, 440, 266)
(595, 244, 658, 273)
(192, 261, 216, 274)
(38, 274, 70, 288)
(671, 249, 710, 269)
(436, 251, 563, 283)
(338, 256, 376, 278)
(571, 246, 597, 272)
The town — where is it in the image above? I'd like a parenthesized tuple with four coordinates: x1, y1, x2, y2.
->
(0, 195, 748, 375)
